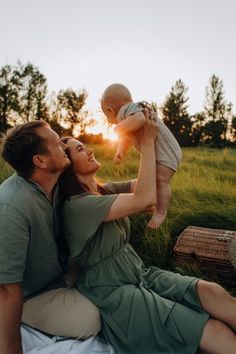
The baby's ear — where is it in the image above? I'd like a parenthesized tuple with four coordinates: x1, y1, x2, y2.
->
(107, 107, 114, 114)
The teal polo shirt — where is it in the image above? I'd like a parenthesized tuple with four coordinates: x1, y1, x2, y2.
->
(0, 174, 65, 298)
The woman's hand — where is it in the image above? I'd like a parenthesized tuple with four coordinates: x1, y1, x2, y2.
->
(139, 109, 158, 147)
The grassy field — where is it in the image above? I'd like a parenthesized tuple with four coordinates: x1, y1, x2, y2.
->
(1, 144, 236, 291)
(94, 143, 236, 292)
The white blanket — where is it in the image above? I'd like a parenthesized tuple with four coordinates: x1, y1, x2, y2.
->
(21, 324, 116, 354)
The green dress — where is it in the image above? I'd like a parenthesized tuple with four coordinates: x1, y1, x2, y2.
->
(63, 182, 209, 354)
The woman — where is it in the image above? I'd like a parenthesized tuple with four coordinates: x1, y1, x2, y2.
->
(59, 115, 236, 354)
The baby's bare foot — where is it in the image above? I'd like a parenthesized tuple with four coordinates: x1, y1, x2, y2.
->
(147, 211, 167, 229)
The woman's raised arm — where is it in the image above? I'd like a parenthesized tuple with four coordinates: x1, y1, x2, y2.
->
(104, 112, 157, 222)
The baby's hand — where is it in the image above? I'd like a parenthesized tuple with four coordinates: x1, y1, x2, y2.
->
(114, 153, 124, 164)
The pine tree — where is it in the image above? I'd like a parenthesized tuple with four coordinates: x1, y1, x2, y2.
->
(162, 79, 192, 146)
(203, 74, 232, 147)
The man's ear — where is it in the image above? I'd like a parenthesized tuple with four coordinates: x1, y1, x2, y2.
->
(32, 155, 47, 168)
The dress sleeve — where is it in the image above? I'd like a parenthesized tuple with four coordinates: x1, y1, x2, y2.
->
(0, 204, 29, 284)
(102, 181, 132, 194)
(63, 193, 117, 258)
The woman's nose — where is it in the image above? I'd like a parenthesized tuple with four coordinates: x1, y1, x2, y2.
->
(86, 147, 94, 154)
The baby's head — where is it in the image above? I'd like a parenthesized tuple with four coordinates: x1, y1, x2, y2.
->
(101, 83, 133, 124)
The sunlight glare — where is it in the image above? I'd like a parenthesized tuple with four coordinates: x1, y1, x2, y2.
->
(87, 121, 118, 142)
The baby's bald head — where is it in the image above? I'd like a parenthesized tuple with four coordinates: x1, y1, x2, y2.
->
(101, 83, 132, 113)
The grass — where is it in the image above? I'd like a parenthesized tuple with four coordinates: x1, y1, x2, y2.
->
(94, 144, 236, 293)
(1, 144, 236, 293)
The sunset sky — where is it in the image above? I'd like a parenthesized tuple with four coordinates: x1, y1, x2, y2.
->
(0, 0, 235, 138)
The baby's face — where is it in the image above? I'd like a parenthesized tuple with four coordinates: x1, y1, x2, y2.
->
(101, 104, 117, 125)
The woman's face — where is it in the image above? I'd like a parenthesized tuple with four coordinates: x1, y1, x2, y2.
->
(65, 138, 101, 176)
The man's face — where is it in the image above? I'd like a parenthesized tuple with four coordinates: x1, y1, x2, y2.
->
(36, 126, 71, 174)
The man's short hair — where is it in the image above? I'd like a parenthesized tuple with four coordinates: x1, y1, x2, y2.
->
(1, 120, 50, 178)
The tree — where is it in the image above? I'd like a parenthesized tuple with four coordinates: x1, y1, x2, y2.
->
(203, 75, 232, 147)
(230, 115, 236, 143)
(162, 79, 192, 146)
(0, 62, 49, 131)
(43, 92, 66, 136)
(19, 63, 49, 122)
(0, 64, 21, 132)
(57, 89, 94, 135)
(190, 112, 206, 146)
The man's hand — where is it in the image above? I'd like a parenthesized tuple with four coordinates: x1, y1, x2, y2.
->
(0, 283, 24, 354)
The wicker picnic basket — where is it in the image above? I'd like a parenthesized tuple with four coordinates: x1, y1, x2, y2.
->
(173, 226, 236, 285)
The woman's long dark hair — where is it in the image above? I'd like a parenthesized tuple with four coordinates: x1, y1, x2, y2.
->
(58, 137, 110, 270)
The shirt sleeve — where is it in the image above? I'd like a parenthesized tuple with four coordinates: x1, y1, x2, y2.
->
(102, 181, 132, 194)
(63, 194, 118, 259)
(0, 203, 30, 284)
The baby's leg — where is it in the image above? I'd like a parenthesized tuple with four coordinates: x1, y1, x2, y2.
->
(148, 163, 175, 229)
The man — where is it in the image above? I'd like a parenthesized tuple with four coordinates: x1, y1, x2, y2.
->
(0, 121, 101, 354)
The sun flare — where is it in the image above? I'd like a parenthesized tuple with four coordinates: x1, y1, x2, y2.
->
(87, 121, 118, 142)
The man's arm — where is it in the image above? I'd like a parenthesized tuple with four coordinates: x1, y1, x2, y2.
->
(114, 112, 145, 136)
(0, 283, 24, 354)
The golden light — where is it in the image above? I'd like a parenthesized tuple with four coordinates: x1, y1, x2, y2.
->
(86, 121, 118, 142)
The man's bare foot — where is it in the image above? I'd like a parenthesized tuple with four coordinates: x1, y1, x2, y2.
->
(147, 211, 167, 229)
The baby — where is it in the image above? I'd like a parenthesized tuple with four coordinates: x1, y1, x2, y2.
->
(101, 83, 182, 229)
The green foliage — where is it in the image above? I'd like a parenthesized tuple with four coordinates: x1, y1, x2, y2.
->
(57, 89, 87, 134)
(0, 63, 91, 136)
(230, 115, 236, 142)
(0, 64, 21, 132)
(0, 62, 49, 128)
(190, 112, 206, 146)
(94, 144, 236, 291)
(162, 79, 192, 146)
(0, 156, 13, 183)
(19, 63, 49, 122)
(203, 74, 232, 147)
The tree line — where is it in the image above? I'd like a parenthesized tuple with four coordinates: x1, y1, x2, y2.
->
(0, 62, 235, 147)
(0, 62, 95, 138)
(161, 78, 236, 147)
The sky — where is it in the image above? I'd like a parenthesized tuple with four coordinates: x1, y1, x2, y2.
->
(0, 0, 235, 135)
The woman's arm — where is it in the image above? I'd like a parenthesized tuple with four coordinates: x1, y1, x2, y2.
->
(104, 115, 157, 222)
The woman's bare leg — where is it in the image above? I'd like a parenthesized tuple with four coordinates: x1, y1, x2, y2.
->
(197, 280, 236, 331)
(199, 318, 236, 354)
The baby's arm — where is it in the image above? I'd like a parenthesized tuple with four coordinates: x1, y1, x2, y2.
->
(115, 112, 145, 136)
(114, 136, 133, 164)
